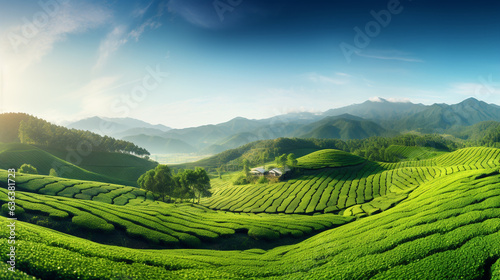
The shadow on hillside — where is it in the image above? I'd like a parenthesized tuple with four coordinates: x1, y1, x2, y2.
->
(14, 211, 334, 251)
(199, 230, 319, 251)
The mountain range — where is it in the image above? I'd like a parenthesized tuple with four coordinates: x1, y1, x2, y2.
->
(66, 97, 500, 155)
(67, 116, 171, 137)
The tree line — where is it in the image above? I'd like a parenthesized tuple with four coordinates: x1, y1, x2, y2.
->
(137, 165, 211, 203)
(16, 115, 150, 156)
(186, 134, 462, 172)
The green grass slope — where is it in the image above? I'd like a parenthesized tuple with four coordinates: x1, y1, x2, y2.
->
(0, 143, 135, 185)
(1, 167, 499, 279)
(41, 146, 157, 185)
(296, 149, 365, 169)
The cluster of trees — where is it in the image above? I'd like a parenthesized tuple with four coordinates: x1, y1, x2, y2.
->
(220, 135, 461, 168)
(345, 134, 459, 162)
(274, 153, 297, 172)
(137, 165, 211, 203)
(19, 163, 38, 174)
(17, 116, 149, 156)
(0, 113, 32, 143)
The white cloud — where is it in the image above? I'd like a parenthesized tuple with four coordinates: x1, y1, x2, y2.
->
(386, 97, 411, 103)
(448, 82, 500, 103)
(57, 76, 123, 121)
(355, 50, 423, 62)
(368, 97, 383, 102)
(93, 3, 165, 71)
(306, 72, 350, 85)
(0, 2, 111, 72)
(335, 72, 351, 77)
(132, 1, 154, 18)
(71, 76, 121, 98)
(369, 96, 411, 103)
(93, 26, 129, 71)
(450, 83, 486, 95)
(167, 0, 220, 29)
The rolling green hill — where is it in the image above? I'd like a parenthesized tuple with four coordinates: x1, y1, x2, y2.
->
(40, 146, 157, 185)
(0, 170, 153, 205)
(0, 143, 137, 185)
(1, 143, 500, 279)
(296, 149, 365, 169)
(0, 170, 352, 250)
(202, 147, 500, 216)
(1, 161, 499, 279)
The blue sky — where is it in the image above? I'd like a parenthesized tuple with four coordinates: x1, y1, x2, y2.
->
(0, 0, 499, 128)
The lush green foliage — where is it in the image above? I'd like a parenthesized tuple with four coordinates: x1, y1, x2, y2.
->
(176, 167, 211, 203)
(0, 186, 351, 248)
(48, 168, 58, 177)
(384, 144, 446, 161)
(138, 166, 212, 202)
(0, 143, 139, 185)
(15, 113, 149, 155)
(0, 170, 153, 206)
(44, 146, 158, 184)
(0, 112, 32, 143)
(1, 167, 499, 279)
(296, 149, 365, 169)
(177, 134, 459, 171)
(203, 147, 500, 215)
(19, 164, 38, 174)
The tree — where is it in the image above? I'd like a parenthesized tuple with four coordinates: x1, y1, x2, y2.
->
(287, 153, 297, 168)
(19, 164, 38, 174)
(176, 168, 212, 203)
(137, 165, 174, 202)
(216, 166, 223, 179)
(153, 165, 175, 202)
(49, 168, 58, 177)
(260, 151, 269, 169)
(177, 169, 197, 202)
(275, 154, 287, 172)
(242, 159, 250, 177)
(193, 167, 211, 203)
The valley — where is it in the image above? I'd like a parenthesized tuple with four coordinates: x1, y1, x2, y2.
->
(1, 111, 500, 278)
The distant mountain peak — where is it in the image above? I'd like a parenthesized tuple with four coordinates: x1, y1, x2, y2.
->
(459, 97, 481, 105)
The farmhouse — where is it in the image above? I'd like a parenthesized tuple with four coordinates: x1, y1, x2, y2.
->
(269, 167, 291, 177)
(250, 167, 266, 176)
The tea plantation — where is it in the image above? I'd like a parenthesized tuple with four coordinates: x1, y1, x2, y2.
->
(1, 146, 500, 279)
(204, 147, 500, 215)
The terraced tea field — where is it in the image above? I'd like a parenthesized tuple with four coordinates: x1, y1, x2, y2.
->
(385, 144, 447, 160)
(295, 149, 366, 169)
(0, 174, 351, 249)
(1, 165, 499, 279)
(1, 146, 500, 279)
(203, 147, 500, 217)
(0, 170, 154, 205)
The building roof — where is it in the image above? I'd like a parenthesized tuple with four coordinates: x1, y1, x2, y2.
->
(251, 167, 266, 174)
(269, 168, 283, 175)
